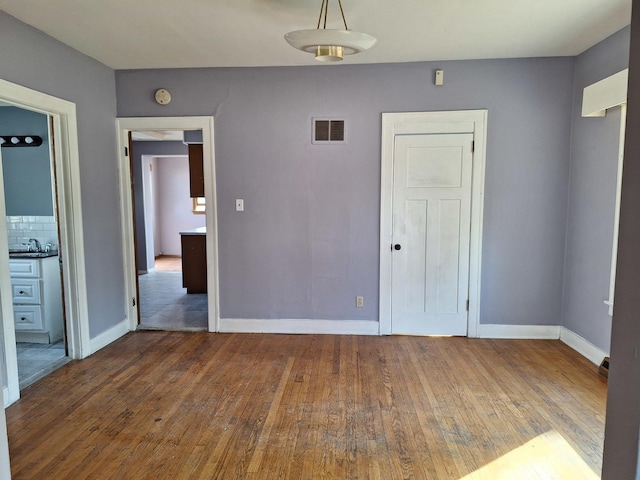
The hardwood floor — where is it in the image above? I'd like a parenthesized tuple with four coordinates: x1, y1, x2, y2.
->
(154, 255, 182, 272)
(6, 333, 606, 479)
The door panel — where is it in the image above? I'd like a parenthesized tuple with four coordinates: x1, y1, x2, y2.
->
(391, 133, 473, 335)
(405, 199, 427, 311)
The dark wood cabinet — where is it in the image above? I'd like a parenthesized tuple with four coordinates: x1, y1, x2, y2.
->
(188, 144, 204, 198)
(181, 234, 207, 293)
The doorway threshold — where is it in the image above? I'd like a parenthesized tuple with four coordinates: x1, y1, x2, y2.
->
(17, 342, 71, 390)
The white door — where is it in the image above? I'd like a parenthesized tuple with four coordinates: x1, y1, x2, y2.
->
(142, 156, 156, 271)
(391, 133, 474, 335)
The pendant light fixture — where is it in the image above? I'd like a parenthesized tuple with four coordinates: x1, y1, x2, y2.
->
(284, 0, 376, 62)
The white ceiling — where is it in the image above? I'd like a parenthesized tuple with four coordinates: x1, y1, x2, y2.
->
(0, 0, 632, 69)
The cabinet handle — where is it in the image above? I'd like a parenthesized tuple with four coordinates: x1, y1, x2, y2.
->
(19, 290, 25, 295)
(20, 317, 26, 321)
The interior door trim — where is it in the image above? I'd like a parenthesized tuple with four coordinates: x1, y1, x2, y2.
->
(116, 116, 220, 333)
(379, 110, 488, 337)
(0, 78, 91, 406)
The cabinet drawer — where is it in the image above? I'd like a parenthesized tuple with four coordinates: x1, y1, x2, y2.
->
(12, 279, 41, 304)
(9, 259, 40, 278)
(13, 306, 43, 330)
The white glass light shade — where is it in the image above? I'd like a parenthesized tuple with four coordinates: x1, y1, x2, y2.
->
(285, 29, 376, 61)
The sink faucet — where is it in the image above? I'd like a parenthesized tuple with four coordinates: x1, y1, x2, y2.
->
(28, 238, 41, 252)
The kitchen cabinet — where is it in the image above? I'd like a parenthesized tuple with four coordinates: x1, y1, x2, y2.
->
(10, 256, 64, 344)
(188, 143, 204, 198)
(181, 228, 207, 293)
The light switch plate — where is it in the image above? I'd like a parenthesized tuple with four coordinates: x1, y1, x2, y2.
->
(235, 199, 244, 212)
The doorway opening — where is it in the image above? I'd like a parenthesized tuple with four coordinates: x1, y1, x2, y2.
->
(0, 105, 69, 388)
(0, 78, 90, 407)
(130, 132, 207, 331)
(116, 117, 219, 333)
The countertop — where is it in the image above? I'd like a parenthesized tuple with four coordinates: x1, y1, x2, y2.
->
(180, 226, 206, 236)
(9, 250, 59, 259)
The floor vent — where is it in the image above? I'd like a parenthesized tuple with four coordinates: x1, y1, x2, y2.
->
(313, 118, 346, 144)
(599, 356, 610, 379)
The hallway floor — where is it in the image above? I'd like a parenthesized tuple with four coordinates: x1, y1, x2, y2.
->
(138, 257, 207, 331)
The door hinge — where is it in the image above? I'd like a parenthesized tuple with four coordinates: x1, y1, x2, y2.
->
(466, 299, 469, 311)
(471, 141, 475, 153)
(132, 297, 136, 307)
(125, 146, 129, 157)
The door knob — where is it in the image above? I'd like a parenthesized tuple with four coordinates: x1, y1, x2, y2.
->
(394, 244, 402, 251)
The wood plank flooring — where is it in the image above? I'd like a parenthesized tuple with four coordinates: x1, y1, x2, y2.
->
(6, 333, 607, 479)
(154, 255, 182, 272)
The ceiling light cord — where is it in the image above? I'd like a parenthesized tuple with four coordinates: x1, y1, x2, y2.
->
(317, 0, 349, 31)
(317, 0, 326, 29)
(337, 0, 348, 30)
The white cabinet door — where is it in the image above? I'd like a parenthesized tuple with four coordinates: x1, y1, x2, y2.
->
(13, 306, 43, 330)
(11, 279, 41, 304)
(9, 259, 39, 278)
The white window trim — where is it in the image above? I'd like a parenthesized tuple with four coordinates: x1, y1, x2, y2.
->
(582, 69, 628, 316)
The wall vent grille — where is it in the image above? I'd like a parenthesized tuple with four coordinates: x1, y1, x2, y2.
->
(313, 118, 346, 144)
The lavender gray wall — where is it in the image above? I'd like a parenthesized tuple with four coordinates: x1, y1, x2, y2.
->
(131, 141, 188, 270)
(156, 156, 205, 255)
(0, 12, 121, 338)
(563, 27, 631, 353)
(601, 4, 640, 477)
(0, 107, 53, 216)
(116, 58, 575, 323)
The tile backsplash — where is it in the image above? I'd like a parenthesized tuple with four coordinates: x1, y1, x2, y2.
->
(6, 215, 58, 251)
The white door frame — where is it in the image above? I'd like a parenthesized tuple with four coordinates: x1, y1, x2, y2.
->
(116, 117, 219, 332)
(379, 110, 488, 337)
(0, 78, 91, 406)
(0, 138, 16, 406)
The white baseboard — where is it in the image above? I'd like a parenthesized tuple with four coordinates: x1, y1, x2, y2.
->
(560, 327, 609, 366)
(89, 318, 130, 354)
(3, 385, 19, 408)
(3, 387, 10, 408)
(219, 318, 379, 335)
(478, 324, 561, 339)
(82, 319, 606, 367)
(477, 324, 607, 366)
